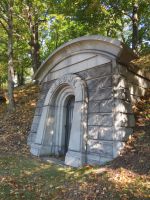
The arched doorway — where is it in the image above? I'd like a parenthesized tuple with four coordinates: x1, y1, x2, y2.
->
(31, 74, 88, 167)
(65, 95, 75, 155)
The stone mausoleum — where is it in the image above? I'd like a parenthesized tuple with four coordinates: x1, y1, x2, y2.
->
(28, 35, 150, 167)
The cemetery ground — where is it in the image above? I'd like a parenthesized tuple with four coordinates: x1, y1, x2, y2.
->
(0, 83, 150, 200)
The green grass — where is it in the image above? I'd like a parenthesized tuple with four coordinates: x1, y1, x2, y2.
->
(0, 155, 149, 200)
(0, 156, 74, 200)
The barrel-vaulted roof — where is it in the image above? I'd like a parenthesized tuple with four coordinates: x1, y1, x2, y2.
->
(33, 35, 137, 82)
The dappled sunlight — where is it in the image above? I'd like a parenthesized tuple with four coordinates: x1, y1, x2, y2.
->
(0, 83, 39, 155)
(0, 154, 149, 200)
(107, 167, 149, 199)
(29, 100, 37, 107)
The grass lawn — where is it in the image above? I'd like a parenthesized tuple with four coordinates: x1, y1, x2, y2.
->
(0, 85, 149, 200)
(0, 155, 149, 200)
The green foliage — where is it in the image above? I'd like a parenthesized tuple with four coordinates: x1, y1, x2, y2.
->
(0, 0, 149, 86)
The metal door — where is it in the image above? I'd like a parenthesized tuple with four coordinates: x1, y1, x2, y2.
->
(65, 96, 75, 154)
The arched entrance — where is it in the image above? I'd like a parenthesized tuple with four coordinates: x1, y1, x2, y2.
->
(31, 74, 88, 167)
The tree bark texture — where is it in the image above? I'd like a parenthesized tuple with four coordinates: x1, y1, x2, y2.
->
(132, 3, 139, 52)
(7, 0, 15, 111)
(17, 65, 25, 86)
(27, 3, 41, 73)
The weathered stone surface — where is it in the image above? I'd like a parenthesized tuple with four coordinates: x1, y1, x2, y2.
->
(39, 94, 46, 101)
(99, 99, 113, 112)
(65, 151, 86, 167)
(47, 55, 111, 81)
(51, 53, 96, 72)
(30, 123, 39, 133)
(36, 99, 45, 108)
(89, 88, 112, 101)
(114, 113, 135, 127)
(99, 127, 113, 140)
(119, 64, 150, 87)
(88, 102, 99, 113)
(113, 127, 133, 141)
(130, 94, 141, 103)
(87, 140, 113, 157)
(78, 63, 112, 80)
(100, 156, 113, 164)
(129, 84, 146, 96)
(87, 153, 100, 165)
(88, 126, 113, 140)
(27, 132, 36, 145)
(88, 113, 113, 126)
(41, 80, 55, 91)
(32, 116, 41, 125)
(114, 99, 132, 113)
(88, 126, 133, 141)
(113, 141, 125, 157)
(87, 76, 112, 90)
(34, 107, 43, 116)
(118, 64, 150, 89)
(113, 88, 131, 101)
(88, 126, 99, 139)
(88, 99, 113, 113)
(113, 74, 127, 89)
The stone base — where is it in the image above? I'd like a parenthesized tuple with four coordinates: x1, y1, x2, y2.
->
(65, 150, 86, 167)
(30, 143, 52, 156)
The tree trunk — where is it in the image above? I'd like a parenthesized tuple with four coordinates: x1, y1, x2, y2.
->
(132, 3, 138, 52)
(27, 3, 41, 73)
(32, 22, 41, 73)
(17, 66, 25, 86)
(7, 0, 15, 111)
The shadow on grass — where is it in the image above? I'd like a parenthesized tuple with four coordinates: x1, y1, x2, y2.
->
(0, 155, 148, 200)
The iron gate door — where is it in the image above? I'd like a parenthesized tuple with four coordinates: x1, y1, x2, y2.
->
(65, 96, 75, 154)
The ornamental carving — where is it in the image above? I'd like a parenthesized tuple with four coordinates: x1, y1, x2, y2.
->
(44, 74, 87, 106)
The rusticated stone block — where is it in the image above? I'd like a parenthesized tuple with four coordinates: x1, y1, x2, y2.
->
(89, 88, 112, 101)
(87, 140, 113, 157)
(100, 156, 113, 164)
(113, 141, 125, 157)
(87, 76, 112, 90)
(87, 153, 100, 165)
(113, 74, 127, 89)
(88, 99, 113, 113)
(88, 113, 113, 126)
(78, 63, 112, 80)
(114, 113, 135, 127)
(88, 126, 99, 139)
(113, 127, 133, 141)
(114, 99, 132, 113)
(99, 99, 113, 112)
(88, 126, 133, 141)
(113, 88, 131, 101)
(88, 102, 99, 113)
(99, 127, 113, 140)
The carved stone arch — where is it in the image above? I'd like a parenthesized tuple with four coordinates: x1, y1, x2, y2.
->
(31, 74, 88, 167)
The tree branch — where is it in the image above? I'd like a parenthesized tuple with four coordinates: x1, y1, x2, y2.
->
(0, 7, 8, 23)
(0, 19, 8, 34)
